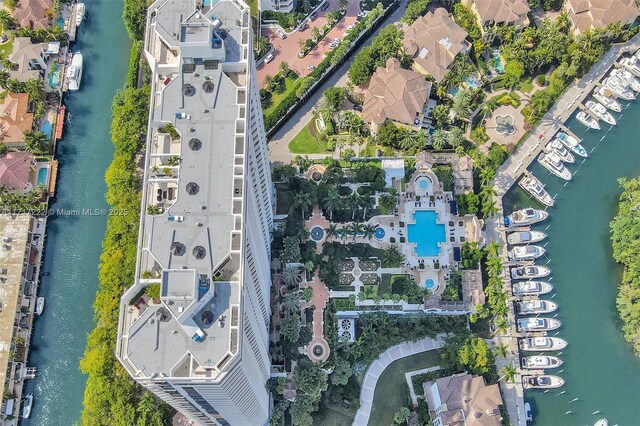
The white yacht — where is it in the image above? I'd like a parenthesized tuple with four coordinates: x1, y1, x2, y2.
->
(585, 100, 616, 125)
(556, 131, 588, 158)
(604, 76, 636, 100)
(545, 139, 575, 163)
(506, 208, 549, 227)
(511, 266, 551, 280)
(517, 317, 561, 332)
(21, 394, 33, 418)
(522, 375, 565, 389)
(525, 403, 533, 423)
(517, 300, 558, 315)
(592, 87, 622, 112)
(519, 175, 554, 207)
(576, 111, 601, 130)
(610, 68, 640, 91)
(620, 56, 640, 77)
(512, 281, 553, 296)
(538, 152, 572, 181)
(594, 419, 609, 426)
(76, 3, 85, 27)
(521, 355, 563, 369)
(509, 245, 546, 261)
(507, 230, 547, 245)
(519, 336, 567, 351)
(36, 296, 45, 316)
(66, 52, 83, 91)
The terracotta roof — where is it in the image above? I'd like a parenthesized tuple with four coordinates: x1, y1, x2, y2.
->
(0, 151, 33, 190)
(0, 93, 34, 145)
(472, 0, 530, 25)
(12, 0, 52, 30)
(566, 0, 639, 33)
(362, 58, 431, 125)
(402, 8, 469, 83)
(424, 373, 503, 426)
(8, 37, 45, 83)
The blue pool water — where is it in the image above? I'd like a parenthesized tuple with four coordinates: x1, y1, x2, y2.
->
(417, 178, 429, 190)
(48, 63, 61, 89)
(41, 120, 52, 138)
(374, 227, 385, 239)
(425, 279, 435, 290)
(464, 76, 480, 89)
(493, 53, 505, 73)
(310, 226, 324, 241)
(37, 168, 48, 186)
(407, 210, 446, 257)
(56, 17, 64, 29)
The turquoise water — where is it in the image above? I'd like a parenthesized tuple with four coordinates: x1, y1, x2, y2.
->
(40, 120, 52, 138)
(417, 178, 429, 190)
(406, 210, 446, 257)
(503, 98, 640, 425)
(374, 227, 385, 239)
(425, 278, 435, 290)
(48, 63, 60, 89)
(22, 0, 130, 424)
(56, 17, 64, 29)
(36, 168, 48, 186)
(493, 53, 505, 74)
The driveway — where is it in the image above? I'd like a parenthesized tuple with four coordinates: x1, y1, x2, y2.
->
(257, 0, 361, 86)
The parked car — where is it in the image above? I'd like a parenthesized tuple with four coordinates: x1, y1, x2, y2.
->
(320, 1, 329, 10)
(357, 10, 368, 17)
(276, 29, 286, 39)
(310, 11, 318, 20)
(308, 65, 316, 70)
(264, 53, 274, 63)
(334, 38, 341, 44)
(353, 104, 363, 112)
(1, 35, 8, 43)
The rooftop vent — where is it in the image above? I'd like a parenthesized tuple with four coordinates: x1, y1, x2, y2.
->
(182, 84, 196, 97)
(186, 182, 199, 195)
(202, 81, 215, 93)
(193, 246, 206, 259)
(171, 242, 186, 256)
(188, 138, 202, 151)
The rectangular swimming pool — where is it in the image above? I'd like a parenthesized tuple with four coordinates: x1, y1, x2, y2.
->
(37, 167, 48, 186)
(407, 210, 446, 257)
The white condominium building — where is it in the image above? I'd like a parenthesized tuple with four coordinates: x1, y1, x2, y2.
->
(116, 0, 273, 424)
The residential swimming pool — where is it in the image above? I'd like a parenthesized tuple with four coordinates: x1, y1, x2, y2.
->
(416, 177, 430, 190)
(407, 210, 446, 257)
(374, 227, 385, 239)
(425, 279, 435, 290)
(48, 62, 61, 89)
(37, 167, 48, 186)
(41, 120, 52, 138)
(493, 52, 505, 74)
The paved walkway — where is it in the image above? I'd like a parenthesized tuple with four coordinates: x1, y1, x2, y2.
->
(353, 334, 446, 425)
(404, 366, 440, 405)
(302, 272, 330, 362)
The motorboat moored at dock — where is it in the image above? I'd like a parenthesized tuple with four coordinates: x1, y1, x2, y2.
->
(506, 208, 549, 227)
(512, 281, 553, 296)
(594, 419, 609, 426)
(21, 394, 33, 418)
(521, 355, 563, 369)
(519, 336, 567, 351)
(603, 76, 636, 100)
(592, 87, 622, 112)
(545, 139, 575, 163)
(610, 68, 640, 91)
(511, 266, 551, 280)
(585, 100, 616, 125)
(556, 131, 588, 157)
(576, 110, 601, 130)
(525, 402, 533, 423)
(517, 317, 562, 332)
(76, 3, 85, 27)
(538, 152, 572, 181)
(522, 374, 565, 389)
(509, 245, 546, 261)
(517, 300, 558, 315)
(66, 52, 83, 91)
(507, 230, 547, 245)
(518, 175, 554, 207)
(36, 296, 45, 316)
(620, 56, 640, 77)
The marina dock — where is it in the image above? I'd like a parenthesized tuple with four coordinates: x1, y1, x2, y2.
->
(487, 34, 640, 426)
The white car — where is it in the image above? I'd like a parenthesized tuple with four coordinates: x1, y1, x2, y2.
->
(264, 53, 274, 63)
(308, 65, 315, 70)
(276, 29, 286, 39)
(334, 38, 341, 44)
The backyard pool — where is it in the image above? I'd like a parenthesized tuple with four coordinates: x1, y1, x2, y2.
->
(493, 52, 505, 74)
(407, 210, 446, 257)
(425, 279, 435, 290)
(48, 62, 61, 89)
(41, 120, 53, 138)
(37, 167, 48, 187)
(374, 227, 385, 239)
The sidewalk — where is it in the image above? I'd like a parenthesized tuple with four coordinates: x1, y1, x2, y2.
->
(353, 334, 446, 425)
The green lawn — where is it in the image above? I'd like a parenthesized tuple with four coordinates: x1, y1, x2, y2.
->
(0, 38, 13, 60)
(518, 77, 534, 93)
(275, 183, 294, 214)
(262, 74, 298, 117)
(288, 122, 329, 154)
(369, 350, 441, 426)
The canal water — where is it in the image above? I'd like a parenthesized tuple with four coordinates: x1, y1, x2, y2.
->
(23, 1, 130, 424)
(504, 98, 640, 424)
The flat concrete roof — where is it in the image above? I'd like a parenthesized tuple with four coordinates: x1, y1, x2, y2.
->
(0, 214, 31, 396)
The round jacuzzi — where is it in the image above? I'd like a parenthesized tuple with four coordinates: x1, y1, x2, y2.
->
(425, 279, 436, 290)
(310, 226, 325, 242)
(416, 177, 430, 190)
(374, 227, 385, 239)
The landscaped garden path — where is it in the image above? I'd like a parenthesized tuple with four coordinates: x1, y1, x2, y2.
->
(302, 272, 330, 362)
(353, 335, 446, 425)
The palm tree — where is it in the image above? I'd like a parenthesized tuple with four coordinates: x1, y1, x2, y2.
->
(383, 245, 405, 267)
(24, 130, 49, 153)
(500, 364, 518, 383)
(349, 222, 364, 241)
(311, 27, 320, 42)
(479, 167, 495, 186)
(264, 74, 274, 90)
(362, 224, 376, 240)
(281, 293, 301, 316)
(347, 193, 360, 220)
(360, 194, 375, 219)
(294, 192, 313, 219)
(25, 78, 46, 103)
(494, 343, 509, 359)
(297, 39, 307, 52)
(255, 36, 270, 56)
(448, 127, 465, 148)
(432, 129, 448, 150)
(493, 317, 509, 335)
(322, 187, 341, 220)
(0, 10, 15, 30)
(0, 70, 10, 90)
(278, 61, 290, 77)
(400, 131, 418, 151)
(452, 88, 474, 121)
(282, 265, 301, 288)
(326, 223, 338, 241)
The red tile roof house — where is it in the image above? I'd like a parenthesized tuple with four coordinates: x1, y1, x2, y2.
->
(0, 151, 35, 193)
(12, 0, 54, 30)
(563, 0, 639, 35)
(0, 93, 35, 148)
(464, 0, 530, 42)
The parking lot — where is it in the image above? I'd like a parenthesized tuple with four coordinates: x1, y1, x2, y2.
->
(257, 0, 361, 86)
